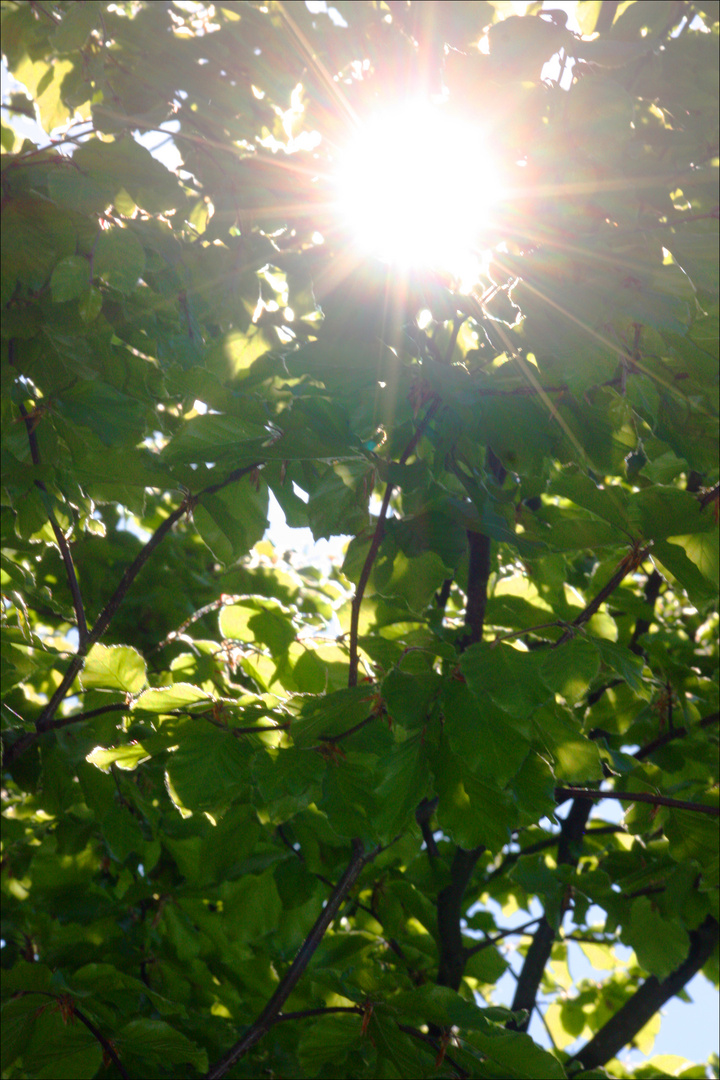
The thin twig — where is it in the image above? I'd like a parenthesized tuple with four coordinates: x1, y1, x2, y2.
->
(16, 465, 262, 746)
(555, 787, 719, 817)
(45, 701, 129, 731)
(490, 621, 564, 646)
(464, 918, 542, 958)
(319, 712, 376, 743)
(16, 396, 88, 646)
(348, 397, 441, 687)
(205, 839, 380, 1079)
(272, 1006, 362, 1023)
(11, 993, 128, 1080)
(397, 1024, 469, 1079)
(73, 1004, 130, 1080)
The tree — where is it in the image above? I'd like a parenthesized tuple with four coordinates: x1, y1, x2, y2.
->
(1, 0, 718, 1077)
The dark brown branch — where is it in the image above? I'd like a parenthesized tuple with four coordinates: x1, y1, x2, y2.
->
(416, 797, 440, 859)
(319, 712, 376, 744)
(45, 701, 129, 731)
(555, 787, 720, 817)
(554, 545, 653, 648)
(635, 711, 719, 762)
(458, 532, 491, 650)
(72, 1003, 130, 1080)
(437, 846, 485, 991)
(205, 839, 379, 1080)
(507, 799, 592, 1032)
(17, 398, 88, 646)
(348, 397, 441, 687)
(569, 915, 719, 1071)
(698, 481, 719, 511)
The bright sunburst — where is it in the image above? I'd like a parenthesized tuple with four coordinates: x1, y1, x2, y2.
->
(335, 100, 501, 283)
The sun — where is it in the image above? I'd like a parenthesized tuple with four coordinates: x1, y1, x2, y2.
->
(335, 99, 501, 284)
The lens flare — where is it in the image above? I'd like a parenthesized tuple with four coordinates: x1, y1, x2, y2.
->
(335, 100, 501, 283)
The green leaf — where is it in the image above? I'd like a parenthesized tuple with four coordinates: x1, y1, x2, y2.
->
(628, 486, 716, 541)
(652, 538, 718, 609)
(193, 477, 268, 565)
(374, 548, 451, 612)
(320, 757, 377, 838)
(162, 413, 267, 464)
(373, 735, 429, 840)
(297, 1013, 364, 1073)
(435, 743, 518, 851)
(460, 643, 549, 725)
(93, 226, 146, 295)
(20, 1006, 101, 1080)
(381, 668, 441, 730)
(50, 256, 90, 302)
(117, 1019, 207, 1071)
(442, 678, 530, 783)
(621, 896, 690, 980)
(56, 381, 146, 447)
(165, 727, 250, 815)
(540, 638, 600, 707)
(219, 598, 296, 653)
(133, 683, 213, 713)
(81, 643, 147, 694)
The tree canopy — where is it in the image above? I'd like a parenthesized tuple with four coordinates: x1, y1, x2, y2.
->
(1, 1, 718, 1078)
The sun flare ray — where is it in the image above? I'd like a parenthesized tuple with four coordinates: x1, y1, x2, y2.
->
(335, 100, 502, 285)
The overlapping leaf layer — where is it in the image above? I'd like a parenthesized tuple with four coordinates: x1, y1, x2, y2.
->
(1, 2, 718, 1078)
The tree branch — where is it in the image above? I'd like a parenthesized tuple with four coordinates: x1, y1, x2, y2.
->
(34, 499, 190, 732)
(10, 464, 263, 751)
(569, 915, 719, 1071)
(437, 846, 485, 991)
(634, 711, 719, 762)
(507, 799, 593, 1031)
(554, 544, 653, 648)
(72, 1003, 130, 1080)
(17, 395, 88, 646)
(464, 918, 541, 958)
(416, 796, 440, 859)
(458, 531, 491, 650)
(348, 397, 441, 687)
(205, 839, 379, 1079)
(555, 787, 720, 817)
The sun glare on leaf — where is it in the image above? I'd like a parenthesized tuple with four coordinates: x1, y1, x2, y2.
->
(335, 100, 501, 285)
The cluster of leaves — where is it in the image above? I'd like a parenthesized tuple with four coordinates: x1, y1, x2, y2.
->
(1, 1, 718, 1078)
